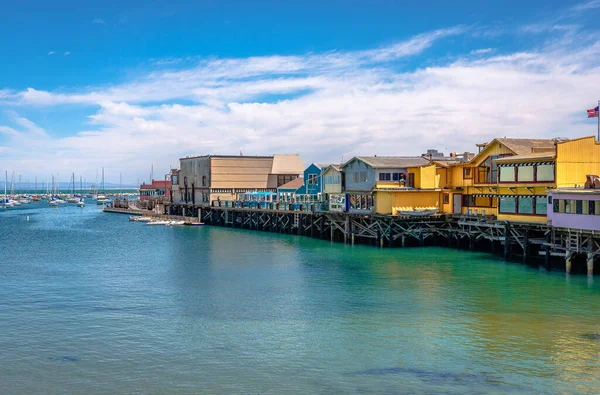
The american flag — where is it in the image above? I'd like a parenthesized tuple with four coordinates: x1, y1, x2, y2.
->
(588, 106, 599, 118)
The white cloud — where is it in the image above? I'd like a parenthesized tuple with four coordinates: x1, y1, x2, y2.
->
(470, 48, 494, 55)
(2, 24, 600, 183)
(64, 52, 70, 56)
(571, 0, 600, 11)
(48, 51, 55, 55)
(92, 18, 105, 24)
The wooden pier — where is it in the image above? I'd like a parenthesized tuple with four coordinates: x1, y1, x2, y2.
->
(105, 203, 600, 275)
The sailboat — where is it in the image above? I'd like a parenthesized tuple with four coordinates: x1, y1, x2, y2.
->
(8, 172, 20, 206)
(67, 173, 79, 203)
(18, 175, 31, 204)
(96, 167, 109, 205)
(3, 171, 14, 208)
(48, 175, 59, 206)
(77, 176, 85, 207)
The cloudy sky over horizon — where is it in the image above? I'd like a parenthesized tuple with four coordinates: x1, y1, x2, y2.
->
(1, 0, 600, 184)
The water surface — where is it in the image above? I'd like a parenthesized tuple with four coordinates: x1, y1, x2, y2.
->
(1, 203, 599, 394)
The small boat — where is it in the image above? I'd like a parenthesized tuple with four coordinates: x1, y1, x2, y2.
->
(77, 199, 85, 208)
(49, 199, 59, 207)
(167, 221, 185, 226)
(67, 197, 80, 203)
(147, 220, 170, 226)
(96, 195, 109, 205)
(184, 222, 205, 226)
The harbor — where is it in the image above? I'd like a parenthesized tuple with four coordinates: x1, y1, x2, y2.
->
(97, 135, 600, 276)
(2, 201, 600, 394)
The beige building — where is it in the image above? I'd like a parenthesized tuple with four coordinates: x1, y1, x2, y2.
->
(172, 154, 304, 207)
(322, 164, 342, 195)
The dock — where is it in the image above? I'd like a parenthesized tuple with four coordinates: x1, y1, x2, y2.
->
(104, 204, 600, 275)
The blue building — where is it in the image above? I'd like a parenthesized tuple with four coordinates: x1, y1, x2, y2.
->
(295, 164, 327, 196)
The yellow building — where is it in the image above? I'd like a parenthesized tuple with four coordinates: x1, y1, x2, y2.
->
(453, 136, 600, 223)
(373, 162, 459, 215)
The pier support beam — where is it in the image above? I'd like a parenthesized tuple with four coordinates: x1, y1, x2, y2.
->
(522, 229, 529, 265)
(588, 253, 594, 276)
(504, 224, 511, 260)
(566, 253, 573, 274)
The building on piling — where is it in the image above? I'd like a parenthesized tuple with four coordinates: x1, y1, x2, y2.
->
(169, 154, 304, 214)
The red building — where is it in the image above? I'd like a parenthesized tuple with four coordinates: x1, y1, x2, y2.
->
(140, 180, 171, 201)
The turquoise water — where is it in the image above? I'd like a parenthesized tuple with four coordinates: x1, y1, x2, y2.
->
(1, 203, 600, 394)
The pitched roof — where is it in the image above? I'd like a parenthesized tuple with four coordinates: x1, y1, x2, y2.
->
(322, 164, 342, 173)
(494, 152, 556, 163)
(495, 138, 556, 155)
(348, 156, 431, 169)
(277, 177, 304, 190)
(271, 154, 305, 175)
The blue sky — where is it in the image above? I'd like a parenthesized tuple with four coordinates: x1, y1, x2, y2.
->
(1, 0, 599, 183)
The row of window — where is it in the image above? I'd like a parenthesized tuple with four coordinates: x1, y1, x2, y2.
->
(499, 164, 554, 183)
(552, 199, 600, 215)
(325, 175, 340, 185)
(378, 172, 406, 181)
(140, 189, 165, 196)
(499, 196, 547, 215)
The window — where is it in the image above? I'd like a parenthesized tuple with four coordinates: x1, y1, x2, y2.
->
(202, 176, 206, 186)
(463, 168, 473, 179)
(536, 164, 554, 182)
(576, 200, 583, 214)
(277, 175, 297, 187)
(535, 196, 547, 215)
(553, 198, 560, 213)
(392, 173, 400, 181)
(499, 197, 517, 213)
(499, 167, 515, 182)
(564, 200, 572, 214)
(517, 166, 534, 182)
(171, 175, 179, 185)
(590, 200, 597, 215)
(352, 171, 368, 183)
(518, 196, 534, 214)
(307, 174, 318, 185)
(379, 173, 391, 181)
(443, 193, 450, 204)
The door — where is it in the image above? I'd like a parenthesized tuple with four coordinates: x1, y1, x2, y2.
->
(453, 194, 462, 214)
(407, 173, 415, 188)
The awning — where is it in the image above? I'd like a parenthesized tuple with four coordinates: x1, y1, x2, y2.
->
(497, 161, 554, 167)
(472, 194, 496, 197)
(497, 194, 544, 198)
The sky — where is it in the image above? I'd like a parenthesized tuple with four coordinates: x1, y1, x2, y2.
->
(1, 0, 600, 185)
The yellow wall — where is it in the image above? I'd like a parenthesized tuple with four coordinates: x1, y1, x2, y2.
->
(374, 190, 440, 215)
(497, 213, 546, 224)
(556, 136, 600, 188)
(448, 163, 472, 189)
(407, 164, 439, 189)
